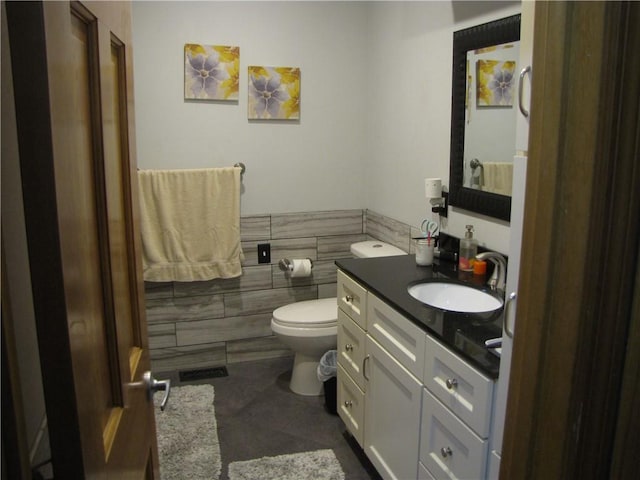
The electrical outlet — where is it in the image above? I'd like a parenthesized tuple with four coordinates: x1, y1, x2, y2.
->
(257, 243, 271, 264)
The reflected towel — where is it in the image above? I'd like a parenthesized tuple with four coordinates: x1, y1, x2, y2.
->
(138, 167, 244, 282)
(482, 162, 513, 196)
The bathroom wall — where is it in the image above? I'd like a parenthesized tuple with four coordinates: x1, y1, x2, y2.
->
(365, 1, 520, 253)
(1, 3, 50, 467)
(147, 209, 420, 372)
(132, 1, 521, 255)
(132, 1, 522, 371)
(131, 1, 368, 215)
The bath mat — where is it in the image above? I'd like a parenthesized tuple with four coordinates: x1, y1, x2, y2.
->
(228, 449, 345, 480)
(154, 384, 221, 480)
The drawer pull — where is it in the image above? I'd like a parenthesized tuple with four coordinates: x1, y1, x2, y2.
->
(345, 294, 354, 303)
(440, 447, 453, 458)
(344, 400, 353, 408)
(445, 378, 458, 390)
(345, 343, 354, 352)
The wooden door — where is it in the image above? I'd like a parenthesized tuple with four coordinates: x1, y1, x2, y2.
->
(6, 1, 159, 477)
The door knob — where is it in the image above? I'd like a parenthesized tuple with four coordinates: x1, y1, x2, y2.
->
(445, 378, 458, 390)
(144, 371, 171, 411)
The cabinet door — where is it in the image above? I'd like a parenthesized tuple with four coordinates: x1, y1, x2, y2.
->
(337, 270, 367, 329)
(337, 364, 365, 447)
(420, 389, 488, 480)
(337, 308, 366, 390)
(365, 335, 422, 480)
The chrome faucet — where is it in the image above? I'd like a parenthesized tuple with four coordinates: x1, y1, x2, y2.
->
(475, 251, 507, 291)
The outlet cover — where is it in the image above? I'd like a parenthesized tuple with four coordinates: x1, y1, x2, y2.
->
(257, 243, 271, 264)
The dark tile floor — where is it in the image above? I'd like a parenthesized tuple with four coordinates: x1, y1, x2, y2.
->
(162, 356, 381, 480)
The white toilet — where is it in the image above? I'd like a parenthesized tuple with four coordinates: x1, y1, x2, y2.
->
(271, 240, 407, 396)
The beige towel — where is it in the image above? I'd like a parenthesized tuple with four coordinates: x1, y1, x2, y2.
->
(138, 167, 244, 282)
(482, 162, 513, 196)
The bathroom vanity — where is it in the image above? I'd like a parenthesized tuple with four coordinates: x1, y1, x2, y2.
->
(335, 255, 501, 480)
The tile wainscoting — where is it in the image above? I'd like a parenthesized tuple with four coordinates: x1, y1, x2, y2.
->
(146, 209, 422, 373)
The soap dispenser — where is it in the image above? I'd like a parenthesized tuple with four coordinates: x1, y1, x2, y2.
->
(459, 225, 478, 272)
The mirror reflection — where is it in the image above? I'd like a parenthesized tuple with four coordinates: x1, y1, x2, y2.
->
(463, 41, 519, 197)
(448, 14, 520, 222)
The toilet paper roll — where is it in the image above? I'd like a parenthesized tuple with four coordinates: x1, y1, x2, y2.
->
(289, 259, 312, 278)
(425, 178, 442, 198)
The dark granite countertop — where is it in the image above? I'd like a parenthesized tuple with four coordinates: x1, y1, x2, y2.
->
(335, 255, 502, 379)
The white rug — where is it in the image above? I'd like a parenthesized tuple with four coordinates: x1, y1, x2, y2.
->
(154, 384, 221, 480)
(228, 449, 345, 480)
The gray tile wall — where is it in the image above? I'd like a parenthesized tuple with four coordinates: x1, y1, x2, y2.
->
(145, 209, 419, 373)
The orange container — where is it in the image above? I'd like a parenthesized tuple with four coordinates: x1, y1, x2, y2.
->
(473, 260, 487, 275)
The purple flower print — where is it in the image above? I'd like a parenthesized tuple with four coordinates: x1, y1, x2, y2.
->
(488, 69, 514, 105)
(248, 73, 290, 118)
(186, 51, 229, 98)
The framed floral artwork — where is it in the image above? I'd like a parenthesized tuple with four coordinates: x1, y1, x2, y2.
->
(248, 66, 300, 120)
(184, 44, 239, 101)
(476, 60, 516, 107)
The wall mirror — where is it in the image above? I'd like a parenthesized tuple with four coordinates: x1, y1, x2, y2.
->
(448, 14, 521, 222)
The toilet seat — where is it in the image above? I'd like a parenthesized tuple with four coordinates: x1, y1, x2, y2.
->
(272, 298, 337, 328)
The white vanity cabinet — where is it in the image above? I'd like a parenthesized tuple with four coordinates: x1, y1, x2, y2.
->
(337, 270, 426, 480)
(337, 271, 367, 446)
(336, 269, 496, 480)
(419, 336, 494, 479)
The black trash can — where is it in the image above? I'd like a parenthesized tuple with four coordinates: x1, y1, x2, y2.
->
(318, 350, 338, 415)
(324, 377, 337, 415)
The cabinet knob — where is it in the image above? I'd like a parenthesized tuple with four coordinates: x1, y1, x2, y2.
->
(345, 294, 354, 303)
(445, 378, 458, 390)
(344, 400, 353, 408)
(440, 446, 453, 458)
(345, 343, 354, 352)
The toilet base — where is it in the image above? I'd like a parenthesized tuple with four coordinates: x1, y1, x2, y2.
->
(289, 352, 324, 396)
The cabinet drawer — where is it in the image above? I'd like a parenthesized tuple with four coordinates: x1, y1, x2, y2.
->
(487, 450, 501, 480)
(337, 363, 365, 447)
(337, 309, 366, 390)
(337, 270, 367, 329)
(367, 293, 426, 379)
(418, 462, 437, 480)
(424, 336, 493, 438)
(420, 388, 487, 480)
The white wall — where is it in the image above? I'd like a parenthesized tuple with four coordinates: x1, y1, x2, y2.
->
(132, 1, 521, 253)
(132, 1, 368, 215)
(365, 1, 520, 253)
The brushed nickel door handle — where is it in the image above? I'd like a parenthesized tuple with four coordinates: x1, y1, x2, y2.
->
(144, 371, 171, 411)
(518, 65, 531, 118)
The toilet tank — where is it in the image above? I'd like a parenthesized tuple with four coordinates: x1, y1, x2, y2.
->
(350, 240, 407, 258)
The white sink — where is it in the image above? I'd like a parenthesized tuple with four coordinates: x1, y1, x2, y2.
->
(408, 281, 503, 313)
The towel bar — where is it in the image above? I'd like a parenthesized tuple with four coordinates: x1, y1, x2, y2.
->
(470, 158, 483, 170)
(234, 162, 246, 176)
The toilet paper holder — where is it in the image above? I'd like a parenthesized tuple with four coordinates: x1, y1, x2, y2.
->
(278, 258, 314, 272)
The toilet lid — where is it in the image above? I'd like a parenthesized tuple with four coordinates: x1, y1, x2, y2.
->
(272, 298, 338, 327)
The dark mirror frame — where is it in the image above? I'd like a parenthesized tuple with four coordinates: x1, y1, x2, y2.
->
(448, 14, 521, 222)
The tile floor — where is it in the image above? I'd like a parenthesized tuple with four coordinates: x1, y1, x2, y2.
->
(162, 356, 381, 480)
